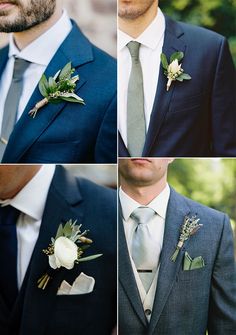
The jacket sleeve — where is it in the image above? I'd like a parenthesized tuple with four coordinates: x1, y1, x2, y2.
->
(208, 214, 236, 333)
(94, 91, 117, 163)
(211, 37, 236, 156)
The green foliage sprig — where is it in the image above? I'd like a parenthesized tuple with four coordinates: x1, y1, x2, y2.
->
(29, 62, 85, 118)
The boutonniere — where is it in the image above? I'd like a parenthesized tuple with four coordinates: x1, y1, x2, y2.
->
(37, 220, 102, 290)
(29, 62, 85, 118)
(161, 52, 191, 91)
(171, 214, 202, 262)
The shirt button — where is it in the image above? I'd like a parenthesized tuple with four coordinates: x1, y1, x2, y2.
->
(145, 309, 152, 316)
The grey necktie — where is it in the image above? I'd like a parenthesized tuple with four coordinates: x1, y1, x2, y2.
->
(127, 41, 145, 157)
(0, 58, 30, 159)
(131, 207, 156, 292)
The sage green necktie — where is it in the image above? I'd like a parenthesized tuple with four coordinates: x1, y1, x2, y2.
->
(131, 207, 156, 292)
(127, 41, 145, 157)
(0, 58, 30, 159)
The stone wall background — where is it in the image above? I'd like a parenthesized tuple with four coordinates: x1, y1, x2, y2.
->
(66, 165, 117, 188)
(0, 0, 117, 57)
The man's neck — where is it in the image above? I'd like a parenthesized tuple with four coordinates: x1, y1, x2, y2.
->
(13, 7, 63, 50)
(119, 3, 157, 38)
(121, 179, 167, 205)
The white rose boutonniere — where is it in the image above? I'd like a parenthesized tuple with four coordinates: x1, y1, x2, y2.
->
(49, 236, 78, 270)
(161, 51, 191, 91)
(37, 220, 102, 290)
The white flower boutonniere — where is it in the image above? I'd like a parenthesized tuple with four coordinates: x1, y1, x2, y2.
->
(29, 62, 85, 118)
(171, 214, 202, 262)
(161, 52, 191, 91)
(37, 220, 102, 290)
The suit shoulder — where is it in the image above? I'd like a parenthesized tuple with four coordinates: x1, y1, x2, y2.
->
(91, 44, 116, 73)
(179, 192, 227, 224)
(177, 20, 226, 45)
(76, 177, 116, 201)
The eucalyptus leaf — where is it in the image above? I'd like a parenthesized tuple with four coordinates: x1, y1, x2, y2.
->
(160, 53, 168, 70)
(71, 75, 79, 84)
(53, 70, 61, 81)
(170, 51, 184, 63)
(61, 92, 85, 103)
(63, 221, 73, 237)
(55, 224, 63, 239)
(59, 62, 72, 80)
(48, 77, 57, 91)
(60, 96, 85, 104)
(176, 76, 184, 82)
(176, 73, 191, 82)
(180, 73, 191, 80)
(39, 75, 49, 97)
(78, 254, 103, 262)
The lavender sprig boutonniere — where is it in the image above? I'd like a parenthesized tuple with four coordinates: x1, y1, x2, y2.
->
(171, 214, 202, 262)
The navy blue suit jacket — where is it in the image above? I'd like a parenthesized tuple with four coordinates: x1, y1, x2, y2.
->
(119, 16, 236, 157)
(0, 166, 117, 335)
(119, 188, 236, 334)
(0, 22, 117, 163)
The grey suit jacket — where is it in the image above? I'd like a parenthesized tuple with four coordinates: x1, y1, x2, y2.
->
(119, 188, 236, 334)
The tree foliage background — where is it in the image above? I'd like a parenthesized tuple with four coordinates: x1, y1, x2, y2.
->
(160, 0, 236, 66)
(168, 159, 236, 256)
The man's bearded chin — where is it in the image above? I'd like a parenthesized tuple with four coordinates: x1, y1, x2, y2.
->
(0, 0, 56, 33)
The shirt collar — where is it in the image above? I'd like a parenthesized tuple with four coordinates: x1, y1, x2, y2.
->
(118, 7, 165, 51)
(0, 165, 55, 221)
(8, 10, 72, 65)
(119, 184, 170, 221)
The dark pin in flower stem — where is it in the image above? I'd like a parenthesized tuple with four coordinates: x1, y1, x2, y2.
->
(29, 62, 85, 118)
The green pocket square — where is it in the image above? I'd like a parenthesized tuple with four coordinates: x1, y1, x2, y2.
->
(183, 251, 205, 271)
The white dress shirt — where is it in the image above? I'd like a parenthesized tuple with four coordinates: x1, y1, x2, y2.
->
(119, 184, 170, 321)
(118, 8, 165, 145)
(0, 10, 72, 127)
(0, 165, 55, 288)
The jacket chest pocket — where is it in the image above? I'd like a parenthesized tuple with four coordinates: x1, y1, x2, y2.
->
(169, 92, 206, 114)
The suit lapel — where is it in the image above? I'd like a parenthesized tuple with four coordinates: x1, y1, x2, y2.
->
(142, 16, 186, 157)
(148, 188, 191, 334)
(118, 132, 130, 157)
(2, 22, 93, 163)
(19, 166, 84, 335)
(0, 46, 9, 77)
(119, 210, 147, 327)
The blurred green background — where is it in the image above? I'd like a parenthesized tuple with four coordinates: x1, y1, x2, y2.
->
(168, 159, 236, 257)
(161, 0, 236, 66)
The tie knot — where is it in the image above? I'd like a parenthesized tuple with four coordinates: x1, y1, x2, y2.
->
(13, 58, 30, 81)
(127, 41, 141, 61)
(131, 207, 155, 225)
(0, 205, 20, 226)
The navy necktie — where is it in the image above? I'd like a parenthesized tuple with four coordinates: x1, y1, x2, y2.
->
(0, 205, 20, 309)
